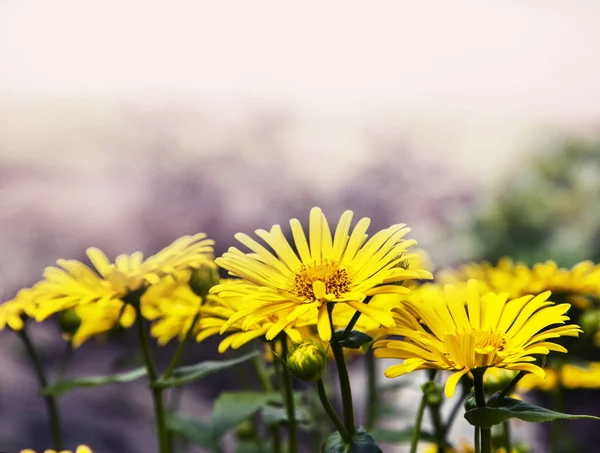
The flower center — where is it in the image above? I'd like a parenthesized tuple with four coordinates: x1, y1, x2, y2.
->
(475, 332, 507, 352)
(291, 261, 351, 301)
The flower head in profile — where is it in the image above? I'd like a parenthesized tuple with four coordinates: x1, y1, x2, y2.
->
(140, 267, 219, 346)
(212, 207, 431, 342)
(29, 233, 214, 323)
(21, 446, 92, 453)
(374, 280, 582, 397)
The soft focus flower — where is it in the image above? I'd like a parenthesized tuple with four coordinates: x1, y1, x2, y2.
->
(21, 446, 92, 453)
(439, 258, 600, 308)
(374, 280, 582, 397)
(423, 441, 520, 453)
(68, 299, 136, 347)
(141, 270, 206, 345)
(31, 233, 214, 322)
(212, 207, 431, 342)
(0, 288, 36, 330)
(519, 362, 600, 391)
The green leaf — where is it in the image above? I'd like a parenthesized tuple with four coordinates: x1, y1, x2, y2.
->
(370, 428, 437, 444)
(155, 350, 259, 389)
(465, 396, 600, 428)
(261, 405, 311, 427)
(236, 440, 271, 453)
(323, 427, 383, 453)
(166, 413, 217, 450)
(335, 329, 374, 349)
(210, 392, 283, 438)
(42, 367, 147, 397)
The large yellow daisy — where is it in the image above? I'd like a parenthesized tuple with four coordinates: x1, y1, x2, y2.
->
(212, 207, 431, 342)
(374, 280, 582, 398)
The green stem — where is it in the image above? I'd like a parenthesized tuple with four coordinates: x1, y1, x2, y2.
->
(474, 427, 481, 453)
(163, 314, 200, 379)
(429, 400, 445, 452)
(502, 421, 512, 453)
(328, 303, 356, 437)
(472, 369, 490, 453)
(365, 349, 378, 430)
(17, 327, 64, 450)
(279, 338, 298, 453)
(490, 371, 526, 407)
(340, 296, 373, 341)
(134, 303, 170, 453)
(316, 378, 350, 442)
(409, 392, 427, 453)
(252, 352, 282, 453)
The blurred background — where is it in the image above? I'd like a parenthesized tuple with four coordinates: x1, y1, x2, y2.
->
(1, 1, 600, 452)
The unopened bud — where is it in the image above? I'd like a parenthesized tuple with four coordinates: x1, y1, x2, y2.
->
(58, 309, 81, 336)
(421, 381, 443, 407)
(287, 342, 327, 382)
(190, 264, 220, 299)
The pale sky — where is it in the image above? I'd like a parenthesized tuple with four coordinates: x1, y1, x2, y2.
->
(1, 0, 599, 185)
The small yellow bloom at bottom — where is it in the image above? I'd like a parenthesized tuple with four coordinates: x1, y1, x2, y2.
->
(20, 446, 92, 453)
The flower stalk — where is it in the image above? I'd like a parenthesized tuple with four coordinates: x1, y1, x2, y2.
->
(328, 303, 356, 437)
(132, 294, 170, 453)
(17, 326, 64, 451)
(410, 391, 427, 453)
(472, 368, 491, 453)
(279, 337, 298, 453)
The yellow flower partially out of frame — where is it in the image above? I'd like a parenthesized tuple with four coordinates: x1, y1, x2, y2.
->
(30, 233, 214, 322)
(374, 280, 582, 398)
(0, 288, 37, 331)
(21, 446, 92, 453)
(212, 207, 432, 342)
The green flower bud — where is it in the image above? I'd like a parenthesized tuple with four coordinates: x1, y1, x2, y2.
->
(421, 381, 443, 407)
(189, 264, 220, 299)
(58, 309, 81, 336)
(287, 342, 327, 382)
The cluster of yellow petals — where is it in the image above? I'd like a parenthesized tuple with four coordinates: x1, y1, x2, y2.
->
(21, 447, 92, 453)
(212, 207, 432, 342)
(375, 280, 582, 398)
(439, 258, 600, 306)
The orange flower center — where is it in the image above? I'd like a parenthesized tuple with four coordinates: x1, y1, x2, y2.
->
(291, 261, 351, 301)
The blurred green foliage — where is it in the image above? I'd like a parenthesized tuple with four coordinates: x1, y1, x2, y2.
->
(472, 136, 600, 266)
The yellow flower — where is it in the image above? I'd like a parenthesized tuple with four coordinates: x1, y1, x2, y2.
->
(439, 258, 600, 307)
(518, 368, 558, 392)
(68, 299, 136, 347)
(374, 280, 582, 398)
(197, 284, 314, 353)
(141, 270, 205, 345)
(212, 207, 431, 342)
(21, 446, 92, 453)
(29, 234, 214, 323)
(0, 288, 37, 330)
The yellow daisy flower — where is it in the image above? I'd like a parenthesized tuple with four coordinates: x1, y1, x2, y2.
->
(68, 299, 136, 347)
(212, 207, 432, 342)
(374, 280, 582, 398)
(29, 233, 214, 322)
(141, 270, 205, 346)
(21, 446, 92, 453)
